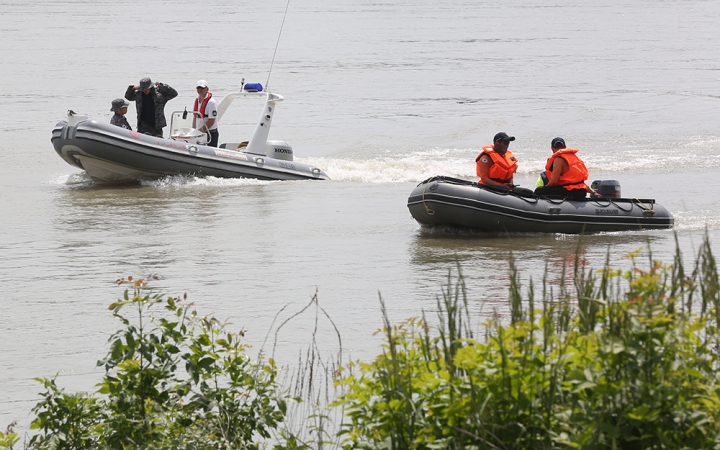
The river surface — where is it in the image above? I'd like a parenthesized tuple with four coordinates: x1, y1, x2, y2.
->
(2, 0, 720, 431)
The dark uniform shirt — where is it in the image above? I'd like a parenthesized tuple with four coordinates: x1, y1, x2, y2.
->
(124, 83, 178, 130)
(110, 113, 132, 130)
(140, 92, 156, 127)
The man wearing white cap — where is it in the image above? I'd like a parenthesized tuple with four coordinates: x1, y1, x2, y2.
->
(193, 80, 219, 147)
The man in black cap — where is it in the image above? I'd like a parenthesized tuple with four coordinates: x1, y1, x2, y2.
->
(534, 137, 599, 199)
(124, 77, 178, 137)
(475, 132, 529, 192)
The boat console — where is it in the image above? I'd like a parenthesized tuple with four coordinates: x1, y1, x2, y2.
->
(168, 84, 293, 160)
(168, 110, 210, 144)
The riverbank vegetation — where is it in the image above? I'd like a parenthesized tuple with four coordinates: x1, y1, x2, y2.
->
(5, 235, 720, 449)
(337, 236, 720, 449)
(9, 277, 287, 450)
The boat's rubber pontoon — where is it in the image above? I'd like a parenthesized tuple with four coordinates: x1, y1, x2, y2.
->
(407, 176, 673, 233)
(51, 86, 329, 182)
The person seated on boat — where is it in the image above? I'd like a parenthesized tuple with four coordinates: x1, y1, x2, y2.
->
(534, 137, 600, 199)
(476, 132, 533, 194)
(124, 77, 178, 138)
(193, 80, 219, 147)
(109, 98, 132, 130)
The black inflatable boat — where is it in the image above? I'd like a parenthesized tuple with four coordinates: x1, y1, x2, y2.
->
(407, 176, 673, 233)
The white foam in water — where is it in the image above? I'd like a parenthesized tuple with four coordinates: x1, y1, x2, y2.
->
(300, 149, 611, 182)
(48, 172, 277, 188)
(141, 175, 276, 188)
(672, 211, 720, 231)
(300, 148, 479, 183)
(303, 136, 720, 182)
(47, 171, 94, 186)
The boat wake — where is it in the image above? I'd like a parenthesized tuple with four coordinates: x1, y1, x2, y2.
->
(140, 175, 277, 188)
(298, 149, 477, 183)
(300, 138, 720, 183)
(50, 138, 720, 186)
(671, 211, 720, 231)
(50, 171, 94, 187)
(50, 172, 278, 189)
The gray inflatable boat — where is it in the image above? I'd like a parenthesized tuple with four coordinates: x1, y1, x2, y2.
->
(51, 88, 329, 182)
(407, 176, 673, 233)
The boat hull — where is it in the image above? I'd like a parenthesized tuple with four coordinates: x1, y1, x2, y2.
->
(407, 176, 674, 233)
(51, 119, 329, 182)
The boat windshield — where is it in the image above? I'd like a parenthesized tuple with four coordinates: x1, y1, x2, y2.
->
(169, 111, 209, 144)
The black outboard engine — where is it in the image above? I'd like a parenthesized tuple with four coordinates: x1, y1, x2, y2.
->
(591, 180, 621, 198)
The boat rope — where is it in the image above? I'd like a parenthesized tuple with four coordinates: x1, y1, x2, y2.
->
(632, 198, 655, 215)
(480, 185, 511, 196)
(609, 199, 633, 212)
(589, 198, 612, 206)
(266, 0, 292, 91)
(517, 194, 539, 204)
(421, 177, 436, 215)
(540, 196, 567, 205)
(478, 182, 540, 202)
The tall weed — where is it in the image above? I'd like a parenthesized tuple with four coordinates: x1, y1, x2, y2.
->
(338, 233, 720, 449)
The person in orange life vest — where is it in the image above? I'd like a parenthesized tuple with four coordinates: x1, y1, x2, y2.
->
(475, 132, 532, 194)
(534, 137, 600, 199)
(193, 80, 219, 147)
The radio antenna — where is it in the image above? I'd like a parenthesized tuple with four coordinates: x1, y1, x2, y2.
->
(266, 0, 291, 91)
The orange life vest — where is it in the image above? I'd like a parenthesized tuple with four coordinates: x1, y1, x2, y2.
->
(475, 145, 518, 184)
(193, 92, 213, 117)
(544, 148, 589, 190)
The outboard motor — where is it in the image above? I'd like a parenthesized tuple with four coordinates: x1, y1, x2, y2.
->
(591, 180, 621, 198)
(266, 140, 294, 161)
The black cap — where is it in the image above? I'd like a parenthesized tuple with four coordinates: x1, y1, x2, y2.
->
(493, 132, 515, 142)
(138, 77, 154, 91)
(551, 137, 566, 149)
